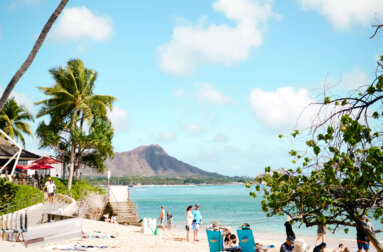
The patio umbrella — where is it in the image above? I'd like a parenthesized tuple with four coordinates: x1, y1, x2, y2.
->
(16, 165, 28, 170)
(26, 164, 54, 170)
(32, 156, 60, 165)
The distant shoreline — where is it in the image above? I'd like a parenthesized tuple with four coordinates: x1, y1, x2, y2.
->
(96, 182, 245, 188)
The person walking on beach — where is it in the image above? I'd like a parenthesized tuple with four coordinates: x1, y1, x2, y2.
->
(315, 224, 326, 245)
(167, 211, 173, 230)
(356, 216, 369, 252)
(186, 205, 193, 242)
(159, 206, 166, 230)
(192, 203, 202, 241)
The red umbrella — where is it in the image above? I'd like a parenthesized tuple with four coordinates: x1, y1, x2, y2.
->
(26, 164, 54, 170)
(16, 165, 28, 170)
(32, 157, 61, 165)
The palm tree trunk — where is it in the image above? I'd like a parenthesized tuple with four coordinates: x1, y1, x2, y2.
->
(0, 0, 69, 111)
(67, 107, 77, 191)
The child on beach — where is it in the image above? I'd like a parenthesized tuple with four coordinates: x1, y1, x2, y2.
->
(167, 212, 173, 230)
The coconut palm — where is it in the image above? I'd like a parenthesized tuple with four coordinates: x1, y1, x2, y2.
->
(35, 58, 115, 190)
(0, 98, 34, 147)
(0, 0, 69, 110)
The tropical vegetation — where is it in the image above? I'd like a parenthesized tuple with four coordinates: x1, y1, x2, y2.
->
(87, 175, 251, 186)
(44, 177, 105, 201)
(249, 56, 383, 251)
(0, 0, 68, 110)
(0, 178, 43, 215)
(0, 97, 34, 147)
(35, 59, 116, 191)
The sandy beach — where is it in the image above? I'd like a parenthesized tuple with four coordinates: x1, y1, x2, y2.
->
(0, 219, 369, 252)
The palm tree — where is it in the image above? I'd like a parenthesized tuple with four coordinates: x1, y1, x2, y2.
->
(0, 98, 34, 147)
(35, 59, 115, 190)
(0, 0, 69, 110)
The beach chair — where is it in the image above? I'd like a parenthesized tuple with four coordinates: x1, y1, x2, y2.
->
(237, 228, 256, 252)
(206, 229, 223, 252)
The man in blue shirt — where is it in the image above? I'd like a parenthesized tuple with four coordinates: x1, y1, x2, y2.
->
(192, 203, 202, 241)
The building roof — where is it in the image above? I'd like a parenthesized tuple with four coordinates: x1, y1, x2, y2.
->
(0, 144, 40, 161)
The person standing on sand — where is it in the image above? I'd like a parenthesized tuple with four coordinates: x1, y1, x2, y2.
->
(186, 205, 193, 242)
(167, 211, 173, 230)
(366, 218, 374, 247)
(285, 216, 296, 240)
(315, 224, 326, 245)
(159, 206, 166, 230)
(356, 216, 369, 252)
(192, 203, 202, 241)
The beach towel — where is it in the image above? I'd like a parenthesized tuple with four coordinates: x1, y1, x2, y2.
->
(206, 229, 223, 252)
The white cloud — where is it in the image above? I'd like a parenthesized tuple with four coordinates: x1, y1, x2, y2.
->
(108, 107, 129, 132)
(157, 0, 279, 75)
(0, 87, 34, 113)
(212, 133, 228, 143)
(156, 131, 176, 141)
(195, 82, 234, 105)
(51, 6, 113, 42)
(297, 0, 383, 29)
(249, 87, 318, 131)
(186, 123, 204, 135)
(172, 88, 185, 97)
(341, 68, 369, 90)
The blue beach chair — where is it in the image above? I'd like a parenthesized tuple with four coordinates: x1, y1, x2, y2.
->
(237, 228, 256, 252)
(206, 229, 223, 252)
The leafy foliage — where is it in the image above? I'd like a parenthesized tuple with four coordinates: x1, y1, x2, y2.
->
(0, 179, 43, 214)
(45, 177, 105, 201)
(35, 59, 116, 190)
(250, 57, 383, 250)
(0, 97, 34, 147)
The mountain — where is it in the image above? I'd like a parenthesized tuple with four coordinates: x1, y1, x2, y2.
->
(103, 144, 222, 177)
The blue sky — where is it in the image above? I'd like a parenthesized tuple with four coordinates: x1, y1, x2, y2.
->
(0, 0, 382, 176)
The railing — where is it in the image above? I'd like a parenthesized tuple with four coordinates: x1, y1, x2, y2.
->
(0, 193, 44, 216)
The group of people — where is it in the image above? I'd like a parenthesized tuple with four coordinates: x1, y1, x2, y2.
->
(100, 213, 119, 224)
(159, 204, 202, 242)
(281, 215, 375, 252)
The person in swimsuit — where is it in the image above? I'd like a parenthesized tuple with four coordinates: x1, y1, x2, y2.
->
(159, 206, 165, 230)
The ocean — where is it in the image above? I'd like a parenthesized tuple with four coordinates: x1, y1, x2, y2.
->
(130, 184, 383, 241)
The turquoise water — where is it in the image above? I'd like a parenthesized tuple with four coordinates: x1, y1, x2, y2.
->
(130, 184, 383, 240)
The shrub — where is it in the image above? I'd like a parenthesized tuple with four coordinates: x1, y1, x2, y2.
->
(0, 179, 43, 214)
(43, 177, 105, 201)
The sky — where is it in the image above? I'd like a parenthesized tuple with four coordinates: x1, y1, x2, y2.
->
(0, 0, 382, 177)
